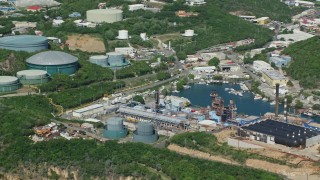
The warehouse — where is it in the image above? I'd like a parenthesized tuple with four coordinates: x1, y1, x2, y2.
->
(26, 51, 79, 75)
(253, 60, 273, 73)
(16, 70, 50, 85)
(0, 35, 48, 52)
(261, 69, 288, 87)
(86, 9, 123, 23)
(0, 76, 20, 92)
(238, 119, 320, 148)
(103, 117, 128, 139)
(133, 122, 158, 144)
(73, 104, 104, 118)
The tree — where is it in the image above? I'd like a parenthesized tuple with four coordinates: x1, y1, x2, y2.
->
(188, 74, 195, 80)
(177, 51, 187, 60)
(287, 80, 293, 87)
(133, 95, 145, 104)
(294, 100, 303, 109)
(157, 72, 171, 80)
(208, 57, 220, 67)
(312, 104, 320, 110)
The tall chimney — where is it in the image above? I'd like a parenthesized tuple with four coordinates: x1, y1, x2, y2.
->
(284, 98, 288, 122)
(155, 90, 160, 111)
(275, 83, 280, 117)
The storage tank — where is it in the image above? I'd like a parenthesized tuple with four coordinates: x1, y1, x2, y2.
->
(16, 70, 49, 85)
(103, 117, 128, 139)
(0, 76, 20, 92)
(89, 55, 108, 67)
(133, 122, 158, 144)
(117, 30, 128, 40)
(0, 35, 48, 52)
(26, 51, 79, 75)
(86, 9, 123, 23)
(182, 29, 194, 37)
(106, 52, 130, 69)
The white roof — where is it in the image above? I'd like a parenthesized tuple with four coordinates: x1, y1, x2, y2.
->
(253, 60, 271, 67)
(84, 118, 101, 123)
(0, 76, 18, 84)
(17, 70, 47, 76)
(26, 51, 78, 65)
(74, 104, 103, 113)
(199, 120, 216, 126)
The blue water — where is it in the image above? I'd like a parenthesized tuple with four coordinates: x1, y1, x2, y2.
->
(173, 84, 284, 116)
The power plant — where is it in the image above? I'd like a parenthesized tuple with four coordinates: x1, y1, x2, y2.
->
(26, 51, 79, 75)
(103, 117, 128, 139)
(210, 91, 237, 122)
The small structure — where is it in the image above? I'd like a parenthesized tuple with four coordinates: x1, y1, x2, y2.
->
(129, 4, 144, 11)
(103, 117, 128, 139)
(261, 70, 287, 87)
(186, 0, 206, 5)
(69, 12, 81, 18)
(133, 122, 158, 144)
(140, 33, 148, 41)
(52, 19, 64, 26)
(16, 70, 49, 85)
(0, 76, 20, 92)
(115, 47, 135, 56)
(182, 29, 195, 37)
(255, 17, 270, 25)
(269, 56, 291, 68)
(26, 5, 42, 12)
(219, 60, 240, 72)
(193, 66, 216, 73)
(73, 104, 104, 118)
(253, 60, 273, 72)
(117, 30, 129, 40)
(175, 10, 199, 17)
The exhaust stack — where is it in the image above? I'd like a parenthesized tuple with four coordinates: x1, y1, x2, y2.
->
(275, 83, 280, 117)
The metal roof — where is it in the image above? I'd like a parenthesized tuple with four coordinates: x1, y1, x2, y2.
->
(26, 51, 78, 65)
(0, 35, 47, 45)
(17, 70, 47, 76)
(74, 104, 103, 113)
(0, 76, 18, 84)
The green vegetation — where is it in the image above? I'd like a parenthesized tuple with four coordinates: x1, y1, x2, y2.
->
(0, 49, 31, 76)
(0, 96, 282, 179)
(208, 57, 220, 67)
(154, 62, 169, 72)
(170, 132, 291, 166)
(282, 37, 320, 88)
(133, 95, 145, 104)
(48, 81, 125, 108)
(176, 78, 187, 91)
(294, 100, 304, 109)
(312, 104, 320, 110)
(156, 72, 171, 81)
(116, 61, 152, 79)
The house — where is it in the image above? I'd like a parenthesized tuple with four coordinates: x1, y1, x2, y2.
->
(27, 5, 42, 12)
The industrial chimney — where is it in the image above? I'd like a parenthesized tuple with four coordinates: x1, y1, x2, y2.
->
(275, 83, 280, 117)
(155, 90, 160, 112)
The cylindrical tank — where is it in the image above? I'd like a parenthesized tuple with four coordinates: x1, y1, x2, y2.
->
(184, 29, 194, 37)
(133, 122, 158, 144)
(118, 30, 128, 40)
(103, 117, 128, 139)
(89, 55, 108, 67)
(0, 76, 20, 92)
(106, 52, 129, 68)
(0, 35, 48, 52)
(17, 70, 49, 85)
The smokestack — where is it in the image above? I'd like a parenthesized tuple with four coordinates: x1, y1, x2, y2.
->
(169, 41, 171, 50)
(155, 90, 159, 111)
(275, 83, 280, 117)
(284, 98, 288, 122)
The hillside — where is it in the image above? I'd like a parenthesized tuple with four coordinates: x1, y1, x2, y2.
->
(0, 96, 282, 179)
(211, 0, 304, 22)
(282, 36, 320, 88)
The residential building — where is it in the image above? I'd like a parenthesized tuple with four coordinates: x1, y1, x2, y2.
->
(261, 69, 288, 87)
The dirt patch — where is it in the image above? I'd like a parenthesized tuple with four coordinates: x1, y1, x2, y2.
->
(167, 144, 239, 165)
(66, 34, 105, 53)
(213, 129, 235, 143)
(156, 33, 180, 42)
(229, 11, 252, 16)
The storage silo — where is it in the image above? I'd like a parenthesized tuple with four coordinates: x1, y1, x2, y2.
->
(26, 51, 79, 75)
(0, 35, 48, 52)
(117, 30, 128, 40)
(182, 29, 194, 37)
(133, 122, 158, 144)
(17, 70, 50, 85)
(103, 117, 128, 139)
(0, 76, 20, 92)
(106, 52, 130, 69)
(86, 9, 123, 23)
(89, 55, 108, 67)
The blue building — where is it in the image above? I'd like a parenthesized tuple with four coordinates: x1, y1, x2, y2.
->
(269, 56, 292, 67)
(236, 116, 260, 126)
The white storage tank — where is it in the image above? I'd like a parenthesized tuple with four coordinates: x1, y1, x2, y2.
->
(0, 76, 20, 92)
(16, 70, 49, 85)
(117, 30, 128, 40)
(86, 9, 123, 23)
(182, 29, 194, 37)
(89, 55, 108, 67)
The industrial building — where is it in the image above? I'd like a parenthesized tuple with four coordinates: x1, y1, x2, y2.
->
(89, 52, 130, 69)
(182, 29, 195, 37)
(103, 117, 128, 139)
(219, 60, 240, 72)
(115, 47, 135, 56)
(73, 104, 104, 118)
(269, 56, 292, 67)
(193, 66, 216, 73)
(186, 0, 206, 5)
(128, 4, 144, 11)
(0, 35, 48, 52)
(14, 0, 60, 7)
(86, 9, 123, 23)
(277, 30, 314, 43)
(116, 30, 129, 40)
(133, 122, 158, 144)
(253, 60, 273, 72)
(261, 69, 288, 87)
(0, 76, 20, 92)
(16, 70, 49, 85)
(238, 119, 320, 148)
(26, 51, 78, 75)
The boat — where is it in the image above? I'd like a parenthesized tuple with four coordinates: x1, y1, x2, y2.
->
(172, 90, 180, 93)
(270, 101, 275, 105)
(303, 112, 315, 117)
(262, 98, 268, 101)
(238, 92, 243, 96)
(225, 88, 230, 91)
(183, 85, 191, 89)
(254, 95, 262, 100)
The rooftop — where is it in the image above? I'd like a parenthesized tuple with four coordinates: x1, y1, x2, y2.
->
(17, 70, 47, 76)
(262, 69, 287, 80)
(74, 104, 103, 113)
(0, 76, 18, 84)
(26, 51, 78, 65)
(0, 35, 47, 45)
